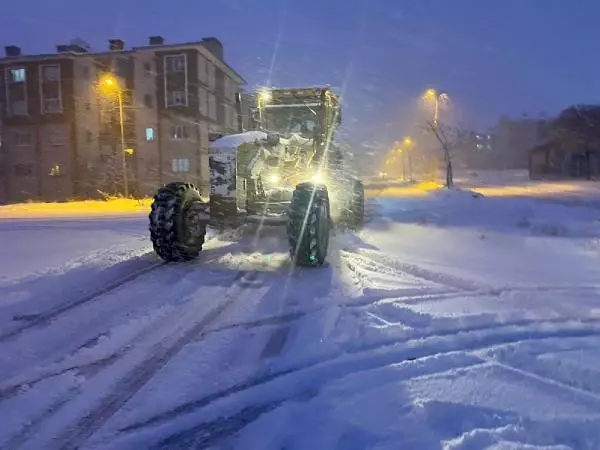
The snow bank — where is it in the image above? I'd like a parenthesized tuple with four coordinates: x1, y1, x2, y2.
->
(372, 182, 600, 241)
(431, 187, 485, 200)
(0, 198, 152, 219)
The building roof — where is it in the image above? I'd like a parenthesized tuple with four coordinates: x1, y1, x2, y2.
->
(0, 39, 246, 85)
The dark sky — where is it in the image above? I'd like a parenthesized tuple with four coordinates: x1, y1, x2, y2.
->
(2, 0, 599, 148)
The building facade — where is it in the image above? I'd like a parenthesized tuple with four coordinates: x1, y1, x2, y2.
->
(0, 36, 245, 203)
(490, 115, 550, 170)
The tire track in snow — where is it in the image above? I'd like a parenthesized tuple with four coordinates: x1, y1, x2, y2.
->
(150, 335, 600, 450)
(10, 270, 275, 450)
(0, 260, 168, 343)
(482, 356, 600, 404)
(115, 317, 600, 439)
(339, 248, 487, 294)
(2, 268, 466, 404)
(477, 339, 600, 402)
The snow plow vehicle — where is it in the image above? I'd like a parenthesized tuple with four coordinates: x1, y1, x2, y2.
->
(149, 86, 364, 266)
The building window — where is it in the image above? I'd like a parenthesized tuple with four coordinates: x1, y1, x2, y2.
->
(49, 130, 67, 146)
(198, 88, 208, 116)
(165, 54, 186, 72)
(10, 68, 25, 83)
(49, 164, 62, 176)
(208, 94, 216, 119)
(86, 130, 93, 143)
(170, 124, 189, 140)
(145, 127, 155, 141)
(14, 163, 33, 176)
(81, 66, 91, 78)
(144, 62, 152, 75)
(14, 131, 32, 146)
(207, 63, 215, 90)
(42, 98, 62, 114)
(85, 102, 91, 110)
(144, 94, 153, 108)
(11, 100, 27, 116)
(171, 158, 190, 172)
(41, 65, 60, 82)
(116, 58, 129, 78)
(166, 90, 186, 107)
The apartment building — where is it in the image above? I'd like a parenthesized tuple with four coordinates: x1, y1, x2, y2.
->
(0, 36, 245, 203)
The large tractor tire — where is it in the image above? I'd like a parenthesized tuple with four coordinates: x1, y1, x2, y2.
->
(287, 182, 330, 267)
(343, 178, 365, 229)
(149, 182, 209, 262)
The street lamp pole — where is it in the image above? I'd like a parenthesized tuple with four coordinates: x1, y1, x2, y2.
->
(117, 88, 128, 197)
(405, 138, 413, 181)
(433, 96, 440, 129)
(100, 74, 129, 197)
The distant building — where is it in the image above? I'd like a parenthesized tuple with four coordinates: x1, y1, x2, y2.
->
(529, 142, 600, 180)
(0, 36, 246, 203)
(453, 130, 496, 169)
(491, 115, 550, 169)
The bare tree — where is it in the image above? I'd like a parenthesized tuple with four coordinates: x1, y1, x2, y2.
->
(423, 121, 458, 188)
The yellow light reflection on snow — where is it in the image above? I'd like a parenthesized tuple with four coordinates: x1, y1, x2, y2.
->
(473, 183, 587, 198)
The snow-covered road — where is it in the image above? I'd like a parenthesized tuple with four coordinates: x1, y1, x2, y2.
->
(1, 181, 600, 449)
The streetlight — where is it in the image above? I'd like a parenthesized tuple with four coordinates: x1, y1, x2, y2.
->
(422, 88, 449, 129)
(99, 74, 128, 197)
(255, 88, 272, 130)
(423, 88, 454, 186)
(402, 137, 414, 181)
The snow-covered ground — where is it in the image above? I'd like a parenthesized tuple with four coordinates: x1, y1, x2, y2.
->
(1, 173, 600, 449)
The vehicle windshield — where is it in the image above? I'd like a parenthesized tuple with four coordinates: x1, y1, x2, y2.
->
(262, 105, 318, 138)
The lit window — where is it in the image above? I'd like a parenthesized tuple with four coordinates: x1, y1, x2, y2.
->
(171, 158, 190, 172)
(146, 127, 155, 141)
(476, 143, 483, 149)
(10, 68, 25, 83)
(49, 164, 62, 176)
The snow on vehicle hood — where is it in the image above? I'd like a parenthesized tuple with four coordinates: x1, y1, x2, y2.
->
(210, 131, 313, 151)
(210, 131, 270, 150)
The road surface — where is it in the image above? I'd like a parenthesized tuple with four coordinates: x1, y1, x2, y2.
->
(1, 179, 600, 449)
